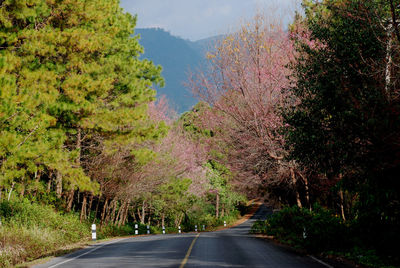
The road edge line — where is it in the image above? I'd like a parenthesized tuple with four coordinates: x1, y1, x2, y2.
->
(309, 255, 334, 268)
(179, 233, 200, 268)
(47, 238, 127, 268)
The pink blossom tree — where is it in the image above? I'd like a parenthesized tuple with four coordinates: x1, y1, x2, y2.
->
(189, 15, 309, 207)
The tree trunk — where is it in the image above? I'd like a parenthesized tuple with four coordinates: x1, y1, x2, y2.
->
(47, 179, 51, 193)
(116, 201, 125, 226)
(304, 176, 310, 210)
(20, 182, 25, 197)
(122, 201, 130, 225)
(141, 201, 146, 224)
(76, 127, 82, 164)
(221, 203, 225, 218)
(110, 200, 118, 225)
(130, 209, 137, 223)
(101, 197, 109, 226)
(176, 212, 184, 227)
(216, 192, 220, 218)
(80, 193, 87, 222)
(33, 171, 41, 197)
(161, 212, 165, 227)
(87, 194, 94, 218)
(147, 204, 152, 225)
(105, 199, 114, 225)
(290, 167, 302, 208)
(174, 215, 179, 227)
(93, 195, 101, 223)
(339, 189, 346, 221)
(119, 203, 127, 226)
(105, 200, 112, 225)
(297, 171, 311, 211)
(66, 189, 75, 212)
(137, 207, 143, 223)
(8, 182, 15, 201)
(55, 171, 62, 198)
(385, 23, 393, 97)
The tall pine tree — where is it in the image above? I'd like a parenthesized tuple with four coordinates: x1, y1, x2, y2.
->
(0, 0, 163, 199)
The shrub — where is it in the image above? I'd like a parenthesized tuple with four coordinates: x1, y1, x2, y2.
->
(250, 220, 269, 234)
(252, 204, 350, 252)
(97, 224, 134, 239)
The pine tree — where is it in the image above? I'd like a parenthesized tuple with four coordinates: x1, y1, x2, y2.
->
(0, 0, 163, 198)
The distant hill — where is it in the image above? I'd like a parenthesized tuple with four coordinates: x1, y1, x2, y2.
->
(134, 28, 221, 113)
(187, 34, 225, 56)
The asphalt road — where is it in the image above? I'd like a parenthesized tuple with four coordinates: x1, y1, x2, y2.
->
(34, 206, 330, 268)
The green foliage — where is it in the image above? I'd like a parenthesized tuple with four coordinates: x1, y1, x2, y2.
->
(286, 0, 387, 176)
(342, 247, 396, 268)
(156, 177, 192, 209)
(181, 198, 241, 231)
(284, 0, 400, 262)
(251, 205, 400, 267)
(206, 162, 226, 192)
(252, 205, 348, 252)
(0, 0, 163, 194)
(250, 220, 269, 234)
(131, 148, 157, 166)
(97, 224, 135, 239)
(179, 102, 214, 139)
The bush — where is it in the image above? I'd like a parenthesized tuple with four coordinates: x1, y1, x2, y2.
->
(302, 205, 350, 252)
(97, 224, 134, 239)
(250, 220, 269, 234)
(252, 204, 350, 252)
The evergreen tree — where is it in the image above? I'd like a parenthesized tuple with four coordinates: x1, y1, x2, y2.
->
(284, 0, 400, 254)
(0, 0, 163, 197)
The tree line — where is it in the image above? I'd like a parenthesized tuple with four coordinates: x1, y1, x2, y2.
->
(188, 0, 399, 262)
(0, 0, 244, 230)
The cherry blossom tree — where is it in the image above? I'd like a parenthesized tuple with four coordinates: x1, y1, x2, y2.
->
(189, 15, 309, 207)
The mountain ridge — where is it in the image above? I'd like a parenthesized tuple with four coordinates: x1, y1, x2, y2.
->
(134, 28, 221, 113)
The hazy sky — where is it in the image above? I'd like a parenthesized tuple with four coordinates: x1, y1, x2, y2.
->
(120, 0, 301, 41)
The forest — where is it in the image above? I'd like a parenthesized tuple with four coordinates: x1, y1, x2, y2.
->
(0, 0, 399, 267)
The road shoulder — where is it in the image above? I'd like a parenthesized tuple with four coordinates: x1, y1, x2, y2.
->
(18, 236, 134, 268)
(254, 234, 358, 268)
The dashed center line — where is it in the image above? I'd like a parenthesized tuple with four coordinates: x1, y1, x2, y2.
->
(179, 233, 200, 268)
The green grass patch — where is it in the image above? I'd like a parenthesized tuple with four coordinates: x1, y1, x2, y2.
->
(0, 199, 90, 267)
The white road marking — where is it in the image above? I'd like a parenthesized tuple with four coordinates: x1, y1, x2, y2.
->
(48, 238, 127, 268)
(309, 255, 334, 268)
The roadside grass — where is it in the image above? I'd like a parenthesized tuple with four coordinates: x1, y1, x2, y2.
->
(0, 199, 90, 267)
(0, 199, 146, 267)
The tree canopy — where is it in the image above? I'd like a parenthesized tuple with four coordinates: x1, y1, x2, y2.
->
(0, 0, 164, 195)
